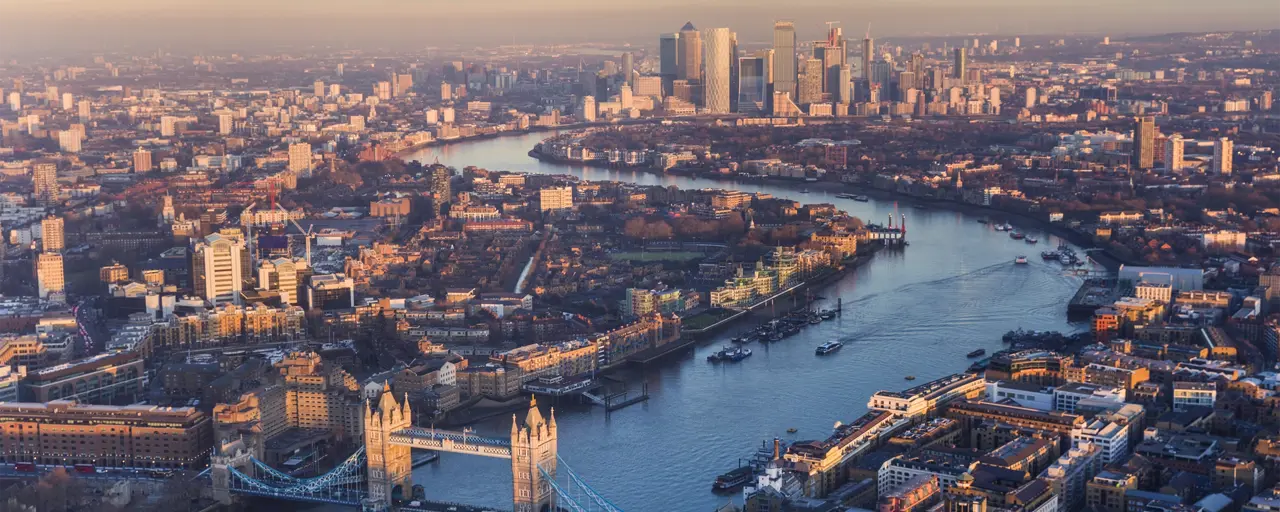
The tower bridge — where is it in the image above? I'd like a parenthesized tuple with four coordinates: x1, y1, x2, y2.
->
(211, 393, 618, 512)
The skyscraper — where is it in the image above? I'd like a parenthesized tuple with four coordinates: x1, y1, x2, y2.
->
(836, 65, 853, 104)
(1131, 116, 1155, 170)
(32, 162, 58, 204)
(737, 55, 769, 114)
(953, 48, 967, 80)
(702, 28, 733, 114)
(314, 80, 325, 97)
(37, 252, 65, 303)
(797, 58, 824, 106)
(660, 33, 680, 95)
(41, 215, 64, 252)
(862, 29, 874, 80)
(1213, 137, 1233, 175)
(772, 21, 797, 99)
(677, 22, 702, 83)
(621, 52, 634, 86)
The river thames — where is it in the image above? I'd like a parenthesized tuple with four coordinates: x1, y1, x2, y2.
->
(400, 132, 1089, 511)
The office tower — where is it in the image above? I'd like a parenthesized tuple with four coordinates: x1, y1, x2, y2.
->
(218, 113, 233, 135)
(61, 92, 73, 111)
(77, 99, 90, 121)
(1165, 135, 1184, 172)
(621, 52, 634, 86)
(737, 56, 769, 113)
(797, 58, 824, 105)
(192, 233, 246, 305)
(619, 85, 634, 110)
(702, 28, 733, 114)
(7, 91, 18, 111)
(677, 22, 702, 82)
(634, 76, 664, 98)
(660, 33, 680, 95)
(1014, 37, 1021, 48)
(578, 95, 597, 121)
(288, 142, 312, 173)
(862, 29, 874, 80)
(160, 115, 178, 137)
(308, 274, 356, 310)
(1025, 87, 1037, 109)
(375, 81, 391, 100)
(907, 53, 925, 88)
(430, 165, 452, 203)
(58, 130, 81, 153)
(329, 84, 341, 98)
(37, 252, 66, 302)
(32, 162, 58, 204)
(773, 21, 797, 99)
(672, 80, 694, 103)
(836, 65, 853, 104)
(1131, 116, 1155, 170)
(335, 63, 344, 77)
(133, 148, 153, 172)
(314, 80, 324, 97)
(1214, 138, 1233, 175)
(953, 48, 967, 80)
(871, 61, 893, 94)
(45, 86, 58, 106)
(41, 215, 65, 252)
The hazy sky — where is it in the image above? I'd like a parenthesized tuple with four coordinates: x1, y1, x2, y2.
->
(3, 0, 1277, 56)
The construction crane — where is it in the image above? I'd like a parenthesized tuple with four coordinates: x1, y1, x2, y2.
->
(279, 204, 315, 269)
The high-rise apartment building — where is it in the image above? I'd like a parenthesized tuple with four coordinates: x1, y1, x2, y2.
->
(77, 100, 90, 121)
(430, 165, 452, 203)
(953, 48, 967, 80)
(702, 28, 733, 114)
(1214, 137, 1233, 175)
(288, 142, 312, 174)
(218, 113, 233, 135)
(193, 233, 246, 305)
(58, 130, 81, 153)
(41, 216, 64, 252)
(313, 80, 325, 97)
(37, 252, 65, 303)
(160, 115, 178, 137)
(677, 22, 702, 83)
(32, 162, 58, 204)
(798, 58, 824, 105)
(1164, 135, 1184, 172)
(1131, 116, 1155, 170)
(578, 95, 597, 122)
(133, 148, 153, 172)
(773, 21, 797, 99)
(660, 33, 680, 95)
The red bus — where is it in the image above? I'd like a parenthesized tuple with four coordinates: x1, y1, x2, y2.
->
(14, 462, 36, 472)
(73, 464, 95, 474)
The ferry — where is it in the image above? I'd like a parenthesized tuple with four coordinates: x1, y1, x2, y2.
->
(853, 195, 870, 202)
(1014, 256, 1029, 265)
(816, 340, 844, 355)
(966, 349, 986, 358)
(712, 465, 754, 491)
(1025, 237, 1039, 244)
(835, 193, 856, 199)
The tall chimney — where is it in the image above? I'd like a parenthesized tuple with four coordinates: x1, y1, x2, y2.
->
(773, 438, 781, 460)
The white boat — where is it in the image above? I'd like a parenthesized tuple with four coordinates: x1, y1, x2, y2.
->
(1014, 256, 1028, 265)
(816, 340, 844, 355)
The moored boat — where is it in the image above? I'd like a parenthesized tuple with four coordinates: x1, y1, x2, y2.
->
(1025, 237, 1038, 244)
(967, 348, 986, 358)
(712, 465, 754, 491)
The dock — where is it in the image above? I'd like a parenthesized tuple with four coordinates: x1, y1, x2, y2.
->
(582, 383, 649, 412)
(1067, 278, 1118, 317)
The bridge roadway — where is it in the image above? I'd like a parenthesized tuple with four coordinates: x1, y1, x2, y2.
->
(388, 427, 513, 459)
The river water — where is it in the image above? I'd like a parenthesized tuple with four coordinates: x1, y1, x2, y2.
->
(400, 132, 1089, 511)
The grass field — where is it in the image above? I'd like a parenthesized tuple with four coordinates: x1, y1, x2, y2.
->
(682, 309, 739, 330)
(609, 251, 705, 262)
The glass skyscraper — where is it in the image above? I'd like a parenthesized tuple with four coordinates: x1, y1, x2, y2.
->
(772, 21, 796, 99)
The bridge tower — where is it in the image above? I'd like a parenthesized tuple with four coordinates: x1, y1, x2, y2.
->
(363, 386, 413, 511)
(210, 439, 254, 505)
(511, 396, 557, 512)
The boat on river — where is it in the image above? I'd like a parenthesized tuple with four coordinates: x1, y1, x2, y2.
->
(712, 465, 753, 491)
(816, 340, 843, 355)
(1025, 237, 1039, 244)
(853, 195, 870, 202)
(966, 349, 986, 358)
(1014, 256, 1029, 265)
